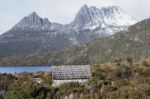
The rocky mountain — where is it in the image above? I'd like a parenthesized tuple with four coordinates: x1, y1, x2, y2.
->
(13, 12, 64, 31)
(62, 17, 150, 64)
(0, 12, 71, 56)
(70, 5, 136, 34)
(13, 12, 52, 30)
(71, 5, 136, 29)
(0, 5, 136, 57)
(66, 5, 136, 45)
(0, 17, 150, 66)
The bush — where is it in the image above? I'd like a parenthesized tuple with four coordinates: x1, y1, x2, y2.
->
(59, 82, 84, 94)
(115, 66, 132, 78)
(141, 60, 150, 67)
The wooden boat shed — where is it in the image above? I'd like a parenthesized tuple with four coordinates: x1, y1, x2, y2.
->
(51, 65, 92, 87)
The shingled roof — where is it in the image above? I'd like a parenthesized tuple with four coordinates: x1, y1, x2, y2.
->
(51, 65, 91, 80)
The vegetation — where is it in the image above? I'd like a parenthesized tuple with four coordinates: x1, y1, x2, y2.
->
(0, 72, 53, 99)
(0, 58, 150, 99)
(0, 45, 89, 66)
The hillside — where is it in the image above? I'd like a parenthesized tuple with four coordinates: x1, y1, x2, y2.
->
(61, 17, 150, 65)
(86, 17, 150, 64)
(64, 17, 150, 64)
(0, 17, 150, 66)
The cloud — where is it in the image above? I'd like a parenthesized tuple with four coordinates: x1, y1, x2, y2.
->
(0, 13, 19, 34)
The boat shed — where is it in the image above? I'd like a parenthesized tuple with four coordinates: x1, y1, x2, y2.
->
(51, 65, 92, 87)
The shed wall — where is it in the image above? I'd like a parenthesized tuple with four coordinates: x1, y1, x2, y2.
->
(52, 79, 88, 87)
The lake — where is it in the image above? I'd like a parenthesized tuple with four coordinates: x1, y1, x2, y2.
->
(0, 66, 51, 74)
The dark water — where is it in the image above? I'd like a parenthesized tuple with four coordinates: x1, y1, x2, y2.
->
(0, 66, 51, 74)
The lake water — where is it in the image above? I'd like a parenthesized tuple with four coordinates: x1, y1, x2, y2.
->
(0, 66, 51, 74)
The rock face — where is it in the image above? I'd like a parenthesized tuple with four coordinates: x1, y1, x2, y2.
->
(0, 12, 71, 56)
(72, 5, 135, 28)
(14, 12, 52, 30)
(70, 5, 136, 35)
(0, 5, 137, 57)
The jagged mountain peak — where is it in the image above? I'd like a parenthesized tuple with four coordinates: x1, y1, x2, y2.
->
(100, 6, 127, 15)
(19, 11, 41, 24)
(77, 5, 89, 16)
(77, 5, 122, 16)
(28, 11, 39, 17)
(81, 4, 89, 9)
(26, 11, 41, 21)
(103, 5, 120, 9)
(78, 5, 113, 16)
(71, 5, 136, 30)
(13, 11, 51, 30)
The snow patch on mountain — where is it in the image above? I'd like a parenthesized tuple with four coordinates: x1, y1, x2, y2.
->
(70, 5, 137, 35)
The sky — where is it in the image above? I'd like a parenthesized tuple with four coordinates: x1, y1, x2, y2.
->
(0, 0, 150, 34)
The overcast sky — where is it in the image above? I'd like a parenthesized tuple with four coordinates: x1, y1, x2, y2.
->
(0, 0, 150, 34)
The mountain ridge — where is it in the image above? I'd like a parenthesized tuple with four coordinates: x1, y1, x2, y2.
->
(0, 5, 137, 57)
(1, 16, 150, 65)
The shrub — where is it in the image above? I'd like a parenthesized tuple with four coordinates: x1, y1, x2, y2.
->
(141, 60, 150, 67)
(59, 82, 84, 94)
(115, 66, 132, 78)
